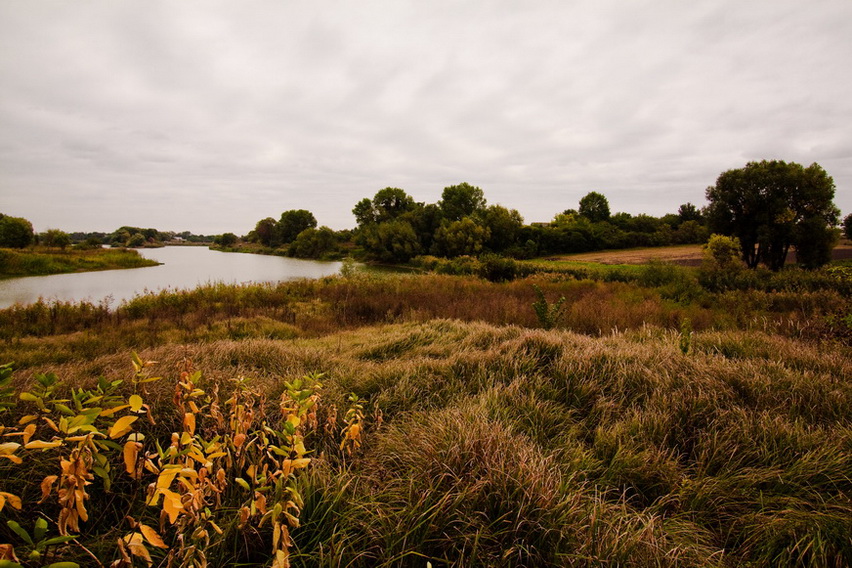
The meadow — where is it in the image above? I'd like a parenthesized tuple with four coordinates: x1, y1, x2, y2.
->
(0, 261, 849, 567)
(0, 248, 159, 278)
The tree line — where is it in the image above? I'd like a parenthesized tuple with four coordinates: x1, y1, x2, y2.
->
(2, 160, 847, 271)
(244, 160, 846, 270)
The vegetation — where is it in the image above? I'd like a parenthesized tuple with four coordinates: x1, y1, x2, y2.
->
(706, 160, 840, 270)
(0, 215, 35, 249)
(0, 248, 159, 278)
(0, 260, 849, 566)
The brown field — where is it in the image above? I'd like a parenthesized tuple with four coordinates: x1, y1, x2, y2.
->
(549, 240, 852, 266)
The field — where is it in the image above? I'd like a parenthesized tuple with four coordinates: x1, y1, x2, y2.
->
(0, 247, 159, 278)
(549, 240, 852, 266)
(0, 264, 850, 567)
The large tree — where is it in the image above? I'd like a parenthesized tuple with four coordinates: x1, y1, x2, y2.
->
(438, 183, 486, 222)
(278, 209, 317, 244)
(352, 188, 416, 226)
(578, 191, 611, 222)
(706, 160, 839, 270)
(0, 214, 34, 248)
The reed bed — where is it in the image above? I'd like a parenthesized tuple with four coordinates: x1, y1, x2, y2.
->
(2, 314, 849, 567)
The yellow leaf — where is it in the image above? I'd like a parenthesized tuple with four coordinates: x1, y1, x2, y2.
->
(183, 413, 196, 436)
(129, 395, 144, 412)
(17, 414, 38, 425)
(287, 414, 301, 429)
(124, 441, 142, 476)
(40, 475, 58, 502)
(99, 404, 130, 417)
(156, 467, 180, 489)
(160, 489, 184, 524)
(109, 415, 138, 439)
(25, 439, 63, 449)
(0, 492, 22, 511)
(139, 524, 168, 549)
(22, 423, 37, 444)
(0, 442, 21, 454)
(291, 458, 311, 469)
(43, 417, 59, 432)
(125, 532, 153, 566)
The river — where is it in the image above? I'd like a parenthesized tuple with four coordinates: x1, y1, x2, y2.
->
(0, 247, 342, 309)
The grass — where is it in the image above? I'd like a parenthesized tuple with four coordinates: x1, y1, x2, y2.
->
(0, 247, 159, 278)
(0, 268, 850, 567)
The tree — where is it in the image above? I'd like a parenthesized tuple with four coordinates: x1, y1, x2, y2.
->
(361, 220, 421, 263)
(352, 188, 416, 226)
(252, 218, 279, 247)
(678, 202, 703, 224)
(0, 214, 34, 248)
(706, 160, 839, 270)
(438, 183, 486, 222)
(288, 226, 338, 259)
(278, 210, 317, 244)
(214, 232, 238, 247)
(431, 217, 490, 257)
(578, 191, 610, 222)
(843, 213, 852, 240)
(40, 229, 71, 249)
(481, 205, 523, 253)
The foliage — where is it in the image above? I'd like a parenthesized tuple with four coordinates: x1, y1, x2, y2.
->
(360, 221, 421, 263)
(578, 191, 611, 222)
(352, 188, 416, 226)
(0, 248, 159, 278)
(288, 227, 339, 259)
(531, 284, 566, 330)
(278, 210, 318, 245)
(438, 183, 486, 222)
(431, 217, 490, 257)
(706, 160, 839, 270)
(213, 232, 238, 247)
(0, 215, 35, 249)
(0, 358, 361, 568)
(842, 213, 852, 240)
(38, 230, 71, 251)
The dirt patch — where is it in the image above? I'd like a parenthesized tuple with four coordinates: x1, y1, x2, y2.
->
(551, 241, 852, 266)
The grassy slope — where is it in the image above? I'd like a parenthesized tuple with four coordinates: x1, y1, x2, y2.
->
(0, 247, 159, 278)
(1, 269, 850, 567)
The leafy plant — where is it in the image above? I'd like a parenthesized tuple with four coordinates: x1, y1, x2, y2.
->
(531, 284, 566, 330)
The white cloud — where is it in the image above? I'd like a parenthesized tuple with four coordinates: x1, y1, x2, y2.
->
(1, 0, 850, 233)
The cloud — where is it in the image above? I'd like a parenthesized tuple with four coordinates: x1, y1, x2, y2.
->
(1, 0, 850, 233)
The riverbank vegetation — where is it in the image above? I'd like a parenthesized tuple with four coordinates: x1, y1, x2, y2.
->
(0, 247, 160, 278)
(1, 252, 850, 566)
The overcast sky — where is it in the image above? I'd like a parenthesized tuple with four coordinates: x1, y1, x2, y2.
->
(1, 1, 850, 234)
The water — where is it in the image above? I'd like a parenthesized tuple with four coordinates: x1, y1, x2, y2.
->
(0, 247, 342, 309)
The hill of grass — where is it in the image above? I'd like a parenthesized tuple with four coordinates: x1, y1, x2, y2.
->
(0, 270, 849, 567)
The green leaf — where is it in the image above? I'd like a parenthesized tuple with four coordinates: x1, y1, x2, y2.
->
(46, 562, 81, 568)
(0, 560, 25, 568)
(53, 403, 75, 416)
(19, 392, 39, 402)
(7, 520, 33, 545)
(40, 535, 78, 547)
(235, 477, 251, 491)
(33, 517, 48, 543)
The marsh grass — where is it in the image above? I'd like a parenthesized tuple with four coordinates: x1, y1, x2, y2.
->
(2, 316, 849, 567)
(0, 247, 158, 277)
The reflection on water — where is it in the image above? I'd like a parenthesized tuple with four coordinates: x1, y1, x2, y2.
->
(0, 247, 341, 309)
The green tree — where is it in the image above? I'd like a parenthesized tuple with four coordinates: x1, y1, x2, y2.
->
(578, 191, 611, 222)
(352, 188, 417, 226)
(126, 233, 146, 247)
(481, 205, 523, 253)
(252, 217, 279, 247)
(843, 213, 852, 240)
(706, 160, 839, 270)
(214, 232, 238, 247)
(288, 226, 338, 259)
(278, 210, 317, 244)
(362, 220, 421, 263)
(0, 214, 35, 248)
(39, 228, 71, 249)
(432, 217, 490, 257)
(678, 202, 703, 223)
(438, 183, 486, 222)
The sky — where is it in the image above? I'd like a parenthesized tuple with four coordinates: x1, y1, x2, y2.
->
(1, 1, 850, 235)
